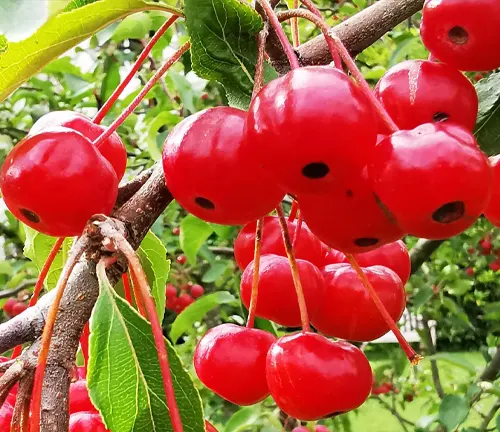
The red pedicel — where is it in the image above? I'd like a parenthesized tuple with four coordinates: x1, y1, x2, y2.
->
(240, 254, 325, 327)
(311, 264, 406, 341)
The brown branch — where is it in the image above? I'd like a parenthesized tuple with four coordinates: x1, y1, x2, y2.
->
(410, 239, 445, 275)
(115, 165, 155, 208)
(11, 370, 34, 430)
(421, 315, 445, 399)
(297, 0, 425, 68)
(480, 348, 500, 382)
(479, 398, 500, 432)
(0, 280, 37, 300)
(208, 247, 235, 257)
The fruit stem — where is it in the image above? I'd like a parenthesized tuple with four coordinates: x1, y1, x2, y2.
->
(291, 0, 300, 47)
(122, 272, 133, 306)
(327, 32, 398, 133)
(130, 269, 147, 318)
(246, 218, 263, 329)
(345, 253, 422, 365)
(255, 0, 300, 70)
(276, 205, 310, 332)
(292, 211, 303, 251)
(288, 199, 299, 222)
(253, 23, 269, 98)
(99, 225, 184, 432)
(93, 41, 190, 148)
(30, 236, 90, 432)
(277, 8, 341, 69)
(11, 237, 65, 360)
(80, 321, 90, 373)
(93, 15, 179, 125)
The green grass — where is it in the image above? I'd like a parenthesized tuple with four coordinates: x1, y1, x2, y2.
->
(349, 351, 494, 432)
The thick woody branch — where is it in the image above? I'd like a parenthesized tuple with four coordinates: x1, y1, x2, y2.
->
(410, 239, 445, 275)
(267, 0, 425, 74)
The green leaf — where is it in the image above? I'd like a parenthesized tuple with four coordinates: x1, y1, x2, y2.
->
(496, 413, 500, 431)
(201, 262, 227, 283)
(138, 231, 170, 322)
(441, 297, 472, 328)
(89, 261, 204, 432)
(112, 12, 154, 43)
(484, 302, 500, 321)
(23, 226, 73, 290)
(415, 414, 439, 432)
(444, 279, 474, 296)
(184, 0, 277, 109)
(100, 55, 121, 103)
(429, 353, 477, 374)
(0, 0, 181, 102)
(180, 215, 214, 264)
(475, 72, 500, 155)
(439, 395, 469, 431)
(170, 291, 237, 342)
(224, 406, 260, 432)
(411, 286, 434, 309)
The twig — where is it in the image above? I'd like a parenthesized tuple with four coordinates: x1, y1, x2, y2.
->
(115, 165, 156, 207)
(30, 235, 90, 432)
(0, 280, 37, 300)
(421, 315, 445, 399)
(0, 360, 24, 406)
(375, 395, 415, 430)
(208, 247, 234, 256)
(11, 370, 34, 432)
(479, 398, 500, 432)
(247, 218, 263, 328)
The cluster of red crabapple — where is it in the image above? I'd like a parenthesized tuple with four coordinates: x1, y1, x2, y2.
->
(0, 0, 499, 428)
(165, 282, 204, 314)
(0, 358, 107, 431)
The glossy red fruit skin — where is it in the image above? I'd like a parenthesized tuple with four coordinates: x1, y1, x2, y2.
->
(69, 411, 108, 432)
(3, 298, 17, 316)
(465, 267, 474, 276)
(194, 323, 276, 406)
(31, 111, 127, 181)
(240, 254, 325, 327)
(374, 60, 478, 131)
(0, 127, 118, 237)
(205, 421, 219, 432)
(69, 380, 96, 414)
(11, 302, 28, 317)
(0, 402, 13, 430)
(266, 332, 372, 420)
(299, 169, 404, 254)
(190, 284, 205, 298)
(176, 255, 187, 265)
(177, 293, 194, 310)
(368, 123, 492, 240)
(484, 156, 500, 227)
(166, 283, 177, 298)
(162, 107, 284, 225)
(322, 248, 348, 266)
(352, 241, 411, 284)
(166, 296, 178, 310)
(245, 66, 377, 194)
(311, 264, 405, 341)
(420, 0, 500, 71)
(294, 427, 330, 432)
(234, 216, 324, 270)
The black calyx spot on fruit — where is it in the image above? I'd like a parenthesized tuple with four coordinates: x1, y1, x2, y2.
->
(448, 26, 468, 45)
(20, 208, 40, 223)
(195, 197, 215, 210)
(433, 112, 449, 123)
(354, 238, 379, 247)
(432, 201, 465, 224)
(346, 189, 354, 198)
(302, 162, 330, 179)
